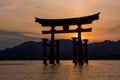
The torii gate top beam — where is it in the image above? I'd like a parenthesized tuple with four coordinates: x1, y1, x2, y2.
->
(35, 12, 100, 27)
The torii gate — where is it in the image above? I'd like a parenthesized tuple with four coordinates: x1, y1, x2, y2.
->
(35, 12, 100, 65)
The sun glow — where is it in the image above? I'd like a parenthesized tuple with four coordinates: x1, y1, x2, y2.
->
(74, 33, 78, 38)
(82, 34, 86, 40)
(72, 33, 86, 40)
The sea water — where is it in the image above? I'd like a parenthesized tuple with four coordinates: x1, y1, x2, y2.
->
(0, 60, 120, 80)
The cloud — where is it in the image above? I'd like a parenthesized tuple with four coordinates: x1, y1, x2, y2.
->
(107, 24, 120, 34)
(0, 0, 45, 10)
(0, 0, 18, 9)
(17, 0, 49, 8)
(0, 30, 41, 40)
(0, 29, 43, 50)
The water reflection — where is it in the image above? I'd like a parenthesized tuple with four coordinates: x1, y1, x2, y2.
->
(0, 60, 120, 80)
(41, 63, 90, 80)
(42, 64, 61, 80)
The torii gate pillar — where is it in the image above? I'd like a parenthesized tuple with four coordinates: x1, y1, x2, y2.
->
(77, 24, 84, 65)
(49, 26, 55, 64)
(83, 39, 89, 64)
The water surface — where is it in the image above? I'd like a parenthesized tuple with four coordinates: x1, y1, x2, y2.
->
(0, 60, 120, 80)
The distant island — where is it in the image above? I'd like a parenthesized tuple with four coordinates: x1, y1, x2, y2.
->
(0, 39, 120, 60)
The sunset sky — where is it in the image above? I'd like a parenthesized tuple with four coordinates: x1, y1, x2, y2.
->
(0, 0, 120, 50)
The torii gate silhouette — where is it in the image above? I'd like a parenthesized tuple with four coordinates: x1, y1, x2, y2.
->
(35, 12, 100, 65)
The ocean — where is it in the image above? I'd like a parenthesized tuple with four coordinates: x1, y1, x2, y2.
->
(0, 60, 120, 80)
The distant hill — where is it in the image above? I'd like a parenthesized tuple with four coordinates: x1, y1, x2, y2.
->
(0, 40, 120, 60)
(88, 40, 120, 59)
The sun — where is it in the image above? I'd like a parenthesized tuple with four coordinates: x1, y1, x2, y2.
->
(70, 33, 87, 40)
(73, 33, 78, 37)
(72, 33, 85, 39)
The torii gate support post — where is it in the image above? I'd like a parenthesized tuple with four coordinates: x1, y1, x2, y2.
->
(83, 39, 89, 64)
(49, 26, 55, 64)
(72, 37, 78, 64)
(77, 24, 84, 65)
(55, 40, 60, 63)
(42, 39, 48, 65)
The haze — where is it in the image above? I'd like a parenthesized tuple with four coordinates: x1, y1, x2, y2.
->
(0, 0, 120, 50)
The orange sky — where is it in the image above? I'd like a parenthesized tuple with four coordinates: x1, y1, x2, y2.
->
(0, 0, 120, 49)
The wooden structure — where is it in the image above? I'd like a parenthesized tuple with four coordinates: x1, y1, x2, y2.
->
(72, 37, 78, 64)
(35, 12, 100, 65)
(72, 38, 89, 64)
(42, 39, 60, 64)
(42, 38, 48, 65)
(83, 39, 89, 64)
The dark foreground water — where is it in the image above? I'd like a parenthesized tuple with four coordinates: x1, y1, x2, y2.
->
(0, 60, 120, 80)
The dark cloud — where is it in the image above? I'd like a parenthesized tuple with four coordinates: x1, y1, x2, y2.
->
(0, 30, 41, 40)
(0, 30, 43, 50)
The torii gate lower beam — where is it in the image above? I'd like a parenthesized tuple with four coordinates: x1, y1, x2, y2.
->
(42, 28, 92, 34)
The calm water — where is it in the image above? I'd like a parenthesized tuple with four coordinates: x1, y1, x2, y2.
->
(0, 60, 120, 80)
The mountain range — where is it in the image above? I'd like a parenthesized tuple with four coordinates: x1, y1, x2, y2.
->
(0, 39, 120, 60)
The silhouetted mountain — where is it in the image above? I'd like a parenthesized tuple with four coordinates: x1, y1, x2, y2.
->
(0, 41, 43, 60)
(88, 40, 120, 59)
(0, 40, 120, 60)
